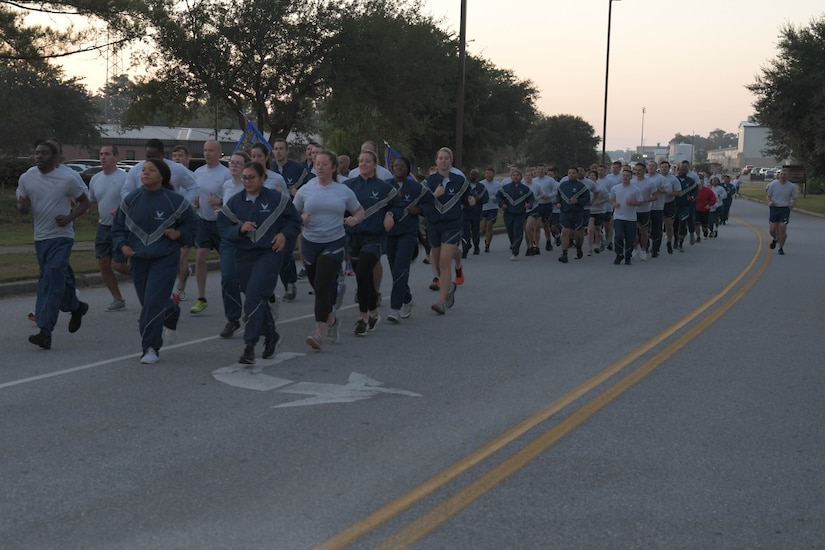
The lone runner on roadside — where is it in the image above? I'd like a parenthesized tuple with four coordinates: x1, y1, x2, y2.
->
(765, 169, 798, 255)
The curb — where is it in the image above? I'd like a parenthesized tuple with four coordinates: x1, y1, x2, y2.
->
(0, 259, 223, 299)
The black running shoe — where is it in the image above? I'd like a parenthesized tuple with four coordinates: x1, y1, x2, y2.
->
(28, 332, 52, 349)
(239, 345, 255, 365)
(68, 301, 88, 333)
(262, 332, 281, 359)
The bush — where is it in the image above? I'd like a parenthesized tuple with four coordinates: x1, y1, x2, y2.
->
(807, 177, 825, 194)
(0, 158, 33, 189)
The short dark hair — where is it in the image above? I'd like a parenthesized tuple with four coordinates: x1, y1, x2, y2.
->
(36, 140, 58, 156)
(146, 139, 164, 152)
(102, 144, 119, 156)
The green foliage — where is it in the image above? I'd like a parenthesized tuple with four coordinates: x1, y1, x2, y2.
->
(1, 3, 92, 69)
(523, 115, 599, 169)
(323, 0, 455, 163)
(0, 65, 100, 157)
(323, 0, 537, 170)
(104, 0, 339, 139)
(0, 158, 33, 189)
(748, 14, 825, 178)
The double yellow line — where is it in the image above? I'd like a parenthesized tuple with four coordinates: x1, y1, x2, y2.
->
(319, 218, 771, 550)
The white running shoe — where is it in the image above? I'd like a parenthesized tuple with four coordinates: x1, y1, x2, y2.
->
(400, 302, 413, 319)
(140, 348, 159, 364)
(163, 327, 177, 345)
(639, 251, 648, 262)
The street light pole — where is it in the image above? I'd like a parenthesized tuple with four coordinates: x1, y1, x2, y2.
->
(455, 0, 467, 168)
(640, 106, 646, 151)
(601, 0, 620, 164)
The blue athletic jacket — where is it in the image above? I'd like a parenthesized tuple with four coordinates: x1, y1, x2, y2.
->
(675, 176, 698, 207)
(343, 175, 397, 236)
(556, 179, 590, 213)
(112, 187, 197, 259)
(217, 187, 301, 251)
(497, 182, 534, 215)
(386, 178, 430, 236)
(421, 171, 470, 224)
(273, 159, 310, 191)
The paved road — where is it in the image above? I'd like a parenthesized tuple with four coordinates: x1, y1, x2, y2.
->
(1, 198, 823, 549)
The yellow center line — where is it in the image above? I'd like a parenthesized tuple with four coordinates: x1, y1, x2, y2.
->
(318, 217, 768, 550)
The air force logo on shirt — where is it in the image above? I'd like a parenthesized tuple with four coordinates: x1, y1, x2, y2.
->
(260, 203, 271, 213)
(371, 191, 379, 199)
(154, 210, 166, 221)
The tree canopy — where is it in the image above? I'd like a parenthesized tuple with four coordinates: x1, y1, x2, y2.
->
(523, 115, 599, 169)
(3, 0, 538, 168)
(323, 2, 537, 168)
(748, 14, 825, 177)
(0, 65, 99, 157)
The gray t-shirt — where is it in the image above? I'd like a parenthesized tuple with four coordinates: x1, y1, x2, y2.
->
(17, 166, 88, 241)
(765, 179, 797, 207)
(194, 163, 231, 221)
(610, 183, 642, 222)
(632, 177, 657, 213)
(89, 168, 128, 225)
(293, 181, 360, 243)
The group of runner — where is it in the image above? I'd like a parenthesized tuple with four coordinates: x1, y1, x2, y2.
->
(17, 137, 796, 364)
(473, 159, 747, 265)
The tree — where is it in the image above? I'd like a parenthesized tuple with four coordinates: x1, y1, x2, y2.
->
(455, 56, 538, 169)
(523, 115, 600, 169)
(706, 128, 737, 150)
(0, 1, 133, 69)
(322, 0, 456, 160)
(323, 0, 537, 169)
(748, 15, 825, 177)
(101, 0, 340, 139)
(0, 65, 99, 157)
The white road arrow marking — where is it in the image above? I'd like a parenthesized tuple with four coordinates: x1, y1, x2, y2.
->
(211, 356, 422, 407)
(272, 372, 422, 408)
(211, 352, 304, 391)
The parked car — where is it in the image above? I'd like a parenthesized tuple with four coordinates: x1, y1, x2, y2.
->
(64, 163, 88, 173)
(65, 159, 101, 169)
(765, 166, 783, 179)
(742, 165, 755, 175)
(79, 166, 104, 184)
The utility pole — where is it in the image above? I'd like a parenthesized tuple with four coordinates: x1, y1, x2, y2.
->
(455, 0, 467, 168)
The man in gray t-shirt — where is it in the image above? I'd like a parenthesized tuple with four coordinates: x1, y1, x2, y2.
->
(16, 141, 91, 348)
(765, 170, 798, 255)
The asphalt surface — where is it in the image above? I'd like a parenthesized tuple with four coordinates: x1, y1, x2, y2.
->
(1, 198, 823, 549)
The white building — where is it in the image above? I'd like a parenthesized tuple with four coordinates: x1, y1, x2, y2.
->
(736, 119, 784, 169)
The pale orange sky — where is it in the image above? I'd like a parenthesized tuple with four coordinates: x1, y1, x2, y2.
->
(56, 0, 823, 151)
(423, 0, 824, 150)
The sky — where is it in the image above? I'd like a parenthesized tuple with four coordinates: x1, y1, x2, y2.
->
(56, 0, 824, 151)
